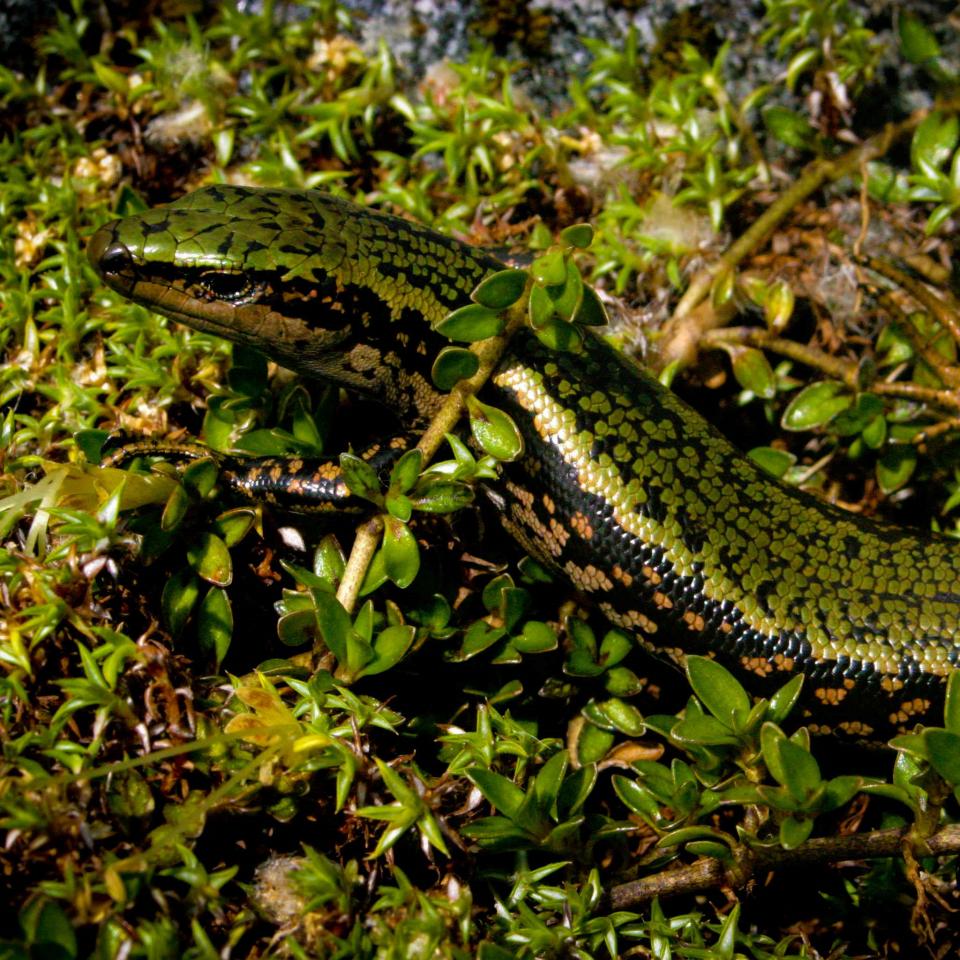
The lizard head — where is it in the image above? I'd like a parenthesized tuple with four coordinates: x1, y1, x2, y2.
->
(89, 184, 498, 407)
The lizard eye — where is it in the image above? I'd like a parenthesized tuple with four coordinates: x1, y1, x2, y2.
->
(197, 271, 264, 303)
(98, 245, 132, 277)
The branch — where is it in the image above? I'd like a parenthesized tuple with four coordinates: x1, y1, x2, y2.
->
(863, 255, 960, 350)
(609, 824, 960, 909)
(701, 325, 960, 414)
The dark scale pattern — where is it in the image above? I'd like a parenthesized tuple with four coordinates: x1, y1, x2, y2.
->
(88, 186, 960, 739)
(490, 330, 960, 737)
(217, 441, 408, 515)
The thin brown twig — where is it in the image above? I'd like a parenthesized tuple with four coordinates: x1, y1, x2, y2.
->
(335, 515, 385, 614)
(609, 824, 960, 909)
(701, 325, 960, 413)
(701, 326, 857, 384)
(913, 418, 960, 445)
(864, 255, 960, 352)
(873, 380, 960, 412)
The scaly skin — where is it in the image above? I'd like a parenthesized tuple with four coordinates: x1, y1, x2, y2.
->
(89, 184, 960, 738)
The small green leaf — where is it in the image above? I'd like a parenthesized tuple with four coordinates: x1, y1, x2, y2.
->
(182, 457, 220, 498)
(613, 775, 661, 819)
(384, 491, 412, 523)
(513, 620, 558, 653)
(945, 671, 960, 734)
(925, 202, 958, 236)
(467, 396, 524, 461)
(832, 393, 884, 436)
(729, 346, 776, 399)
(711, 268, 736, 308)
(186, 532, 233, 587)
(877, 323, 915, 366)
(599, 629, 632, 667)
(867, 162, 911, 203)
(764, 280, 795, 333)
(740, 274, 769, 306)
(822, 775, 862, 810)
(557, 764, 597, 817)
(472, 269, 527, 309)
(748, 446, 796, 478)
(448, 621, 506, 661)
(768, 673, 804, 725)
(572, 284, 607, 327)
(339, 453, 381, 501)
(531, 250, 567, 286)
(686, 840, 734, 861)
(482, 573, 513, 612)
(361, 624, 416, 676)
(862, 414, 887, 450)
(762, 105, 815, 149)
(785, 47, 819, 91)
(161, 568, 201, 637)
(686, 655, 751, 728)
(575, 722, 615, 765)
(160, 483, 190, 532)
(560, 223, 594, 249)
(382, 515, 420, 588)
(417, 810, 450, 857)
(533, 751, 568, 818)
(769, 736, 822, 801)
(92, 58, 130, 95)
(197, 587, 233, 669)
(277, 609, 316, 646)
(389, 449, 422, 494)
(432, 346, 480, 390)
(528, 282, 555, 329)
(314, 534, 346, 587)
(76, 429, 110, 462)
(312, 590, 352, 662)
(781, 381, 851, 431)
(410, 479, 474, 513)
(596, 697, 645, 735)
(461, 816, 530, 848)
(528, 222, 553, 249)
(547, 259, 583, 322)
(672, 711, 740, 747)
(212, 507, 257, 547)
(534, 318, 584, 352)
(924, 729, 960, 784)
(657, 825, 731, 849)
(912, 112, 959, 170)
(467, 767, 525, 818)
(876, 446, 916, 493)
(567, 617, 596, 656)
(604, 666, 643, 697)
(435, 303, 505, 342)
(564, 646, 605, 678)
(214, 127, 235, 167)
(900, 12, 940, 65)
(779, 815, 814, 849)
